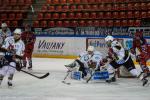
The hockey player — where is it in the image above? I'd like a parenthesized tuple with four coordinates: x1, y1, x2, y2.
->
(0, 28, 25, 87)
(131, 31, 150, 77)
(0, 23, 12, 46)
(21, 24, 36, 70)
(65, 46, 103, 79)
(104, 35, 148, 86)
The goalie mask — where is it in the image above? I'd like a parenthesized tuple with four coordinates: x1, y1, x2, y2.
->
(87, 46, 94, 57)
(105, 35, 114, 47)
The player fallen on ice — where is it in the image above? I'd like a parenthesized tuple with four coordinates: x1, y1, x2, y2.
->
(130, 31, 150, 79)
(65, 46, 111, 81)
(0, 28, 25, 87)
(103, 35, 148, 86)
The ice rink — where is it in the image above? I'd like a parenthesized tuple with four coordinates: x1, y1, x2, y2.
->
(0, 58, 150, 100)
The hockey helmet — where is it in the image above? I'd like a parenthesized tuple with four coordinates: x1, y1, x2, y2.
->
(1, 23, 7, 28)
(14, 28, 22, 35)
(105, 35, 114, 42)
(87, 46, 94, 52)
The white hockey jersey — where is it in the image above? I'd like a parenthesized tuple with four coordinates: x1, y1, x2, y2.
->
(111, 40, 130, 64)
(79, 51, 103, 69)
(2, 36, 25, 56)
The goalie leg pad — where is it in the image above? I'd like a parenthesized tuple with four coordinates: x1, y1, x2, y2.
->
(92, 71, 109, 80)
(71, 71, 82, 80)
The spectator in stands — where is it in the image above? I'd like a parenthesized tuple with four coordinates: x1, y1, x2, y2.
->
(21, 24, 36, 70)
(0, 23, 12, 46)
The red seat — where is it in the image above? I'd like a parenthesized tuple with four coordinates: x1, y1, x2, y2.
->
(53, 0, 59, 4)
(37, 13, 43, 20)
(10, 0, 17, 5)
(49, 6, 55, 11)
(56, 21, 63, 27)
(74, 0, 81, 3)
(90, 12, 97, 19)
(40, 21, 47, 27)
(114, 20, 120, 27)
(141, 3, 147, 10)
(92, 5, 98, 10)
(56, 5, 62, 11)
(46, 0, 51, 4)
(18, 0, 24, 5)
(119, 4, 126, 10)
(141, 12, 147, 18)
(87, 21, 93, 26)
(13, 6, 20, 12)
(60, 0, 66, 3)
(81, 0, 88, 3)
(70, 5, 76, 10)
(127, 3, 134, 10)
(33, 21, 39, 27)
(113, 4, 119, 11)
(11, 21, 18, 27)
(60, 13, 67, 19)
(105, 12, 112, 19)
(63, 21, 70, 27)
(68, 0, 74, 3)
(1, 14, 7, 20)
(107, 20, 113, 27)
(41, 5, 47, 12)
(113, 12, 119, 19)
(25, 0, 32, 5)
(106, 4, 112, 11)
(99, 4, 105, 10)
(120, 12, 126, 19)
(147, 3, 150, 10)
(84, 5, 91, 10)
(78, 20, 85, 27)
(45, 13, 51, 19)
(128, 20, 134, 27)
(9, 13, 15, 20)
(48, 21, 55, 27)
(63, 5, 69, 11)
(75, 13, 82, 19)
(52, 13, 59, 19)
(77, 5, 83, 10)
(127, 11, 133, 18)
(147, 11, 150, 18)
(83, 12, 89, 18)
(97, 12, 103, 19)
(70, 21, 78, 27)
(134, 20, 141, 27)
(68, 13, 75, 19)
(16, 13, 23, 20)
(93, 20, 99, 26)
(134, 11, 140, 18)
(134, 3, 140, 10)
(88, 0, 95, 3)
(5, 21, 10, 27)
(121, 20, 128, 27)
(100, 20, 107, 27)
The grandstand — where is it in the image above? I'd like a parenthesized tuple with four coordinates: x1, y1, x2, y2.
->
(0, 0, 149, 29)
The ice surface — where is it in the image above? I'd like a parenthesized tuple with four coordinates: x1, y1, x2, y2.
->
(0, 58, 150, 100)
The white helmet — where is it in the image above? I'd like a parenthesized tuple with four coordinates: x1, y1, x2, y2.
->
(14, 28, 22, 34)
(105, 35, 114, 42)
(87, 46, 94, 52)
(1, 23, 7, 27)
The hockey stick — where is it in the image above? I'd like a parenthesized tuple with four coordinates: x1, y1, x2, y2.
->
(62, 71, 71, 85)
(86, 71, 95, 83)
(9, 65, 50, 79)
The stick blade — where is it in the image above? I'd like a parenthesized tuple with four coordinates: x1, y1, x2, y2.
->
(39, 73, 50, 79)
